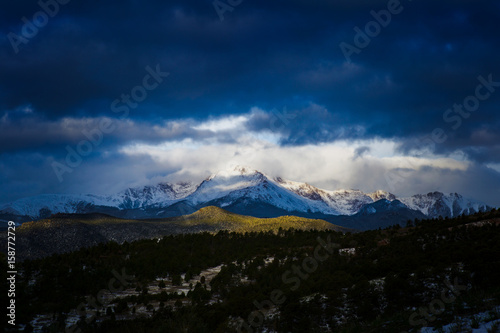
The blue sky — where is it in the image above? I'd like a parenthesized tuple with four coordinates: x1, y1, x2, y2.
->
(1, 0, 499, 206)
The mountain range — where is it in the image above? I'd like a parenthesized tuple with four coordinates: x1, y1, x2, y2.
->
(0, 166, 492, 230)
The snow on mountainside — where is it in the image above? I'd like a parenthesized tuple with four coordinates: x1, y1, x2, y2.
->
(368, 190, 396, 202)
(0, 194, 116, 218)
(116, 182, 197, 209)
(187, 166, 341, 215)
(0, 182, 197, 218)
(0, 166, 493, 220)
(187, 166, 266, 205)
(399, 192, 491, 218)
(275, 177, 373, 215)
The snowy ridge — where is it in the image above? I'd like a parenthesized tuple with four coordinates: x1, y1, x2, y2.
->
(399, 192, 491, 218)
(275, 177, 373, 215)
(368, 190, 396, 202)
(0, 165, 493, 220)
(0, 194, 115, 217)
(116, 182, 197, 209)
(0, 182, 197, 218)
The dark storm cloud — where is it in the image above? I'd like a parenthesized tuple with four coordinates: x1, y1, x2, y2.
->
(1, 0, 500, 204)
(2, 0, 498, 124)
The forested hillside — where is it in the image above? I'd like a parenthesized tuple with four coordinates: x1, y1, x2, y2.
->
(3, 209, 500, 332)
(1, 206, 350, 260)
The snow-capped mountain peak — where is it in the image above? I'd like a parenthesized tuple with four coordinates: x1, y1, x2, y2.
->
(217, 165, 260, 177)
(188, 166, 268, 205)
